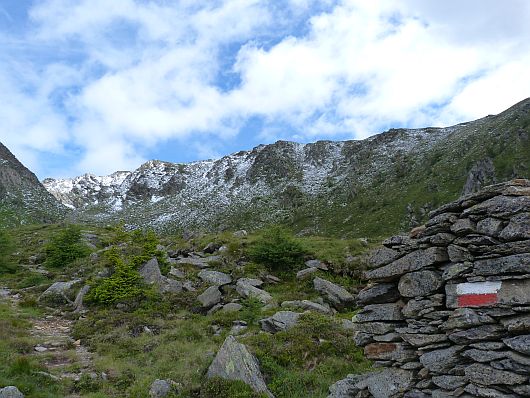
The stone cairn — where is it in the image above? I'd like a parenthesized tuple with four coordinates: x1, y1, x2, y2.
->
(334, 179, 530, 398)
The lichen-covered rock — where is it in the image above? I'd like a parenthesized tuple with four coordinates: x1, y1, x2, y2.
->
(206, 335, 274, 397)
(503, 335, 530, 355)
(327, 374, 362, 398)
(198, 270, 232, 286)
(259, 311, 301, 333)
(355, 303, 404, 323)
(499, 213, 530, 241)
(149, 379, 172, 398)
(197, 286, 222, 308)
(281, 300, 333, 314)
(313, 277, 354, 309)
(39, 279, 81, 306)
(139, 258, 182, 293)
(398, 270, 442, 297)
(364, 247, 448, 281)
(355, 369, 414, 398)
(0, 386, 24, 398)
(419, 346, 462, 373)
(464, 363, 527, 386)
(235, 280, 272, 304)
(296, 267, 318, 279)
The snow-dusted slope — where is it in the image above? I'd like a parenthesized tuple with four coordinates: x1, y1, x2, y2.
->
(41, 98, 530, 234)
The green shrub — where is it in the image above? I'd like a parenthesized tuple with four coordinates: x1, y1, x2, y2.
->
(87, 248, 146, 305)
(45, 225, 90, 268)
(248, 226, 306, 271)
(200, 377, 266, 398)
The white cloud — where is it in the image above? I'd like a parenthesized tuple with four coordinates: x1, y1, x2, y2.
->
(0, 0, 529, 177)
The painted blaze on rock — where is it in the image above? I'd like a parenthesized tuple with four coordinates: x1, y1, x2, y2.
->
(446, 279, 530, 308)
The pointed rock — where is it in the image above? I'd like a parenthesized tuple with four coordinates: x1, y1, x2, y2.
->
(206, 335, 274, 397)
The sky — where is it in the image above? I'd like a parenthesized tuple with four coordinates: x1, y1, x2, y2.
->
(1, 0, 529, 179)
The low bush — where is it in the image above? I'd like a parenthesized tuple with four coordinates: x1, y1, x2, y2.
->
(247, 226, 306, 271)
(44, 224, 90, 268)
(87, 248, 146, 305)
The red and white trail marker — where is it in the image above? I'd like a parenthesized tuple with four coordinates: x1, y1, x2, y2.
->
(456, 281, 502, 307)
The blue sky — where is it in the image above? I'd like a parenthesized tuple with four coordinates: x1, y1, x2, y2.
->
(1, 0, 529, 178)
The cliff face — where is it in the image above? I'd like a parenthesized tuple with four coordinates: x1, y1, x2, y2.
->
(43, 99, 530, 236)
(331, 179, 530, 397)
(0, 143, 65, 225)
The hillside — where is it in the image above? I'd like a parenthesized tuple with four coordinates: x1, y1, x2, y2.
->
(44, 98, 530, 237)
(0, 143, 65, 226)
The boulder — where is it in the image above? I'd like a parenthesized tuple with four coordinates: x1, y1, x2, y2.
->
(39, 279, 81, 305)
(236, 280, 272, 304)
(296, 267, 318, 279)
(198, 270, 232, 286)
(476, 217, 505, 237)
(206, 335, 273, 397)
(327, 374, 363, 398)
(281, 300, 333, 315)
(237, 278, 263, 287)
(149, 379, 173, 398)
(305, 259, 328, 270)
(139, 258, 183, 293)
(357, 283, 400, 305)
(197, 286, 222, 309)
(313, 277, 355, 309)
(398, 270, 442, 297)
(169, 267, 185, 278)
(203, 242, 221, 254)
(260, 311, 302, 333)
(0, 386, 24, 398)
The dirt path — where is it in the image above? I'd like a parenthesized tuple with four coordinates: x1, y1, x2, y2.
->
(1, 286, 95, 393)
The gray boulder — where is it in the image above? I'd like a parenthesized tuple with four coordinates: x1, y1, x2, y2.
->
(139, 258, 182, 293)
(305, 259, 328, 270)
(198, 270, 232, 286)
(149, 379, 172, 398)
(236, 280, 272, 304)
(296, 267, 319, 279)
(419, 346, 463, 373)
(197, 286, 222, 309)
(39, 279, 81, 305)
(281, 299, 333, 315)
(313, 277, 354, 309)
(206, 335, 273, 397)
(327, 374, 363, 398)
(237, 278, 263, 287)
(260, 311, 302, 333)
(0, 387, 24, 398)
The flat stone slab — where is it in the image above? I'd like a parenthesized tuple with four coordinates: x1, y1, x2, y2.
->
(354, 303, 404, 323)
(364, 247, 448, 281)
(464, 363, 527, 386)
(259, 311, 302, 333)
(198, 270, 232, 286)
(313, 277, 354, 309)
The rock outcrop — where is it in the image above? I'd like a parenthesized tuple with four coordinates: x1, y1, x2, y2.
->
(206, 335, 274, 397)
(335, 179, 530, 397)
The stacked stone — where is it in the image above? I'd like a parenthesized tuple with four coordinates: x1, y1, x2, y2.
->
(351, 179, 530, 398)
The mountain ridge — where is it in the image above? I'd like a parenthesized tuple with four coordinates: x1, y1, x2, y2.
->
(41, 98, 530, 236)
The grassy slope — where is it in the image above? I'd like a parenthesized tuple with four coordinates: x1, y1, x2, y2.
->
(0, 224, 372, 397)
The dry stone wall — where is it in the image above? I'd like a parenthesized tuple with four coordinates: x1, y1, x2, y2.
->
(344, 179, 530, 397)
